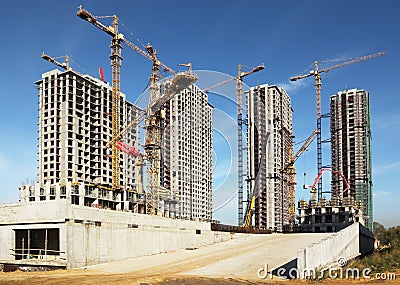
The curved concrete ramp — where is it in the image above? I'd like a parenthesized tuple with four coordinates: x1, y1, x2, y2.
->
(87, 232, 331, 281)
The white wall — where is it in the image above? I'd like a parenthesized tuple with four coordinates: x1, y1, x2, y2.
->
(297, 223, 374, 278)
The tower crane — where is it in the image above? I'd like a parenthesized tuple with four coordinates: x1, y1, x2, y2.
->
(77, 6, 197, 216)
(236, 64, 265, 226)
(202, 64, 265, 226)
(41, 52, 71, 71)
(290, 51, 386, 201)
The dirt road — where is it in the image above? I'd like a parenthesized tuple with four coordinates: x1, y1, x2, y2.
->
(1, 232, 398, 284)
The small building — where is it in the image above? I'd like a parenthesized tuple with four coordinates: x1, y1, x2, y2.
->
(297, 197, 364, 233)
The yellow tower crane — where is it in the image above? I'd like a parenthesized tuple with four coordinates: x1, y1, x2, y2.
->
(77, 6, 197, 218)
(290, 51, 386, 200)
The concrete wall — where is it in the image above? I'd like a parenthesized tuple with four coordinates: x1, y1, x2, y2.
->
(297, 222, 374, 278)
(66, 219, 232, 268)
(0, 201, 233, 268)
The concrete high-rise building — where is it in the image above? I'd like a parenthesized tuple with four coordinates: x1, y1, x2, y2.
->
(20, 68, 213, 219)
(20, 69, 143, 211)
(162, 85, 213, 221)
(35, 69, 140, 188)
(330, 88, 373, 230)
(246, 84, 293, 231)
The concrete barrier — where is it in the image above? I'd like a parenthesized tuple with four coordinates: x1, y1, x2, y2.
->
(297, 223, 374, 278)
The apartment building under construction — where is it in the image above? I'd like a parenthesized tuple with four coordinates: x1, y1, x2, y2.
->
(330, 88, 373, 230)
(20, 68, 213, 221)
(246, 84, 293, 231)
(20, 68, 143, 211)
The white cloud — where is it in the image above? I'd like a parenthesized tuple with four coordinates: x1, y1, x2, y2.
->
(374, 162, 400, 175)
(373, 191, 390, 199)
(278, 79, 311, 94)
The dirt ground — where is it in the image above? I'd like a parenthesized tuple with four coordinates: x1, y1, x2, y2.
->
(1, 270, 399, 285)
(0, 234, 398, 284)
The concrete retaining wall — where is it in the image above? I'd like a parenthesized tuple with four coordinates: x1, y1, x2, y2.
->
(297, 222, 374, 278)
(66, 204, 233, 268)
(66, 219, 232, 268)
(0, 201, 234, 268)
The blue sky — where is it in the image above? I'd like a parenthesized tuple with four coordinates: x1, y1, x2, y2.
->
(0, 1, 399, 227)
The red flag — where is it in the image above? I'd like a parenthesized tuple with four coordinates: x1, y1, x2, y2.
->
(99, 67, 105, 82)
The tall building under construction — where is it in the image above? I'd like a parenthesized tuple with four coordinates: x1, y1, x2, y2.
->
(20, 68, 213, 221)
(246, 84, 294, 231)
(330, 88, 373, 230)
(20, 68, 143, 211)
(162, 85, 213, 221)
(36, 69, 141, 188)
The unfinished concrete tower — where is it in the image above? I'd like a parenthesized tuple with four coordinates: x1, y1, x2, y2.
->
(20, 69, 143, 211)
(330, 88, 373, 230)
(162, 85, 213, 221)
(246, 84, 293, 231)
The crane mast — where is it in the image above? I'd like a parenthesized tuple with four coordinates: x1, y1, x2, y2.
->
(290, 51, 386, 201)
(145, 45, 162, 215)
(77, 6, 124, 190)
(236, 65, 244, 226)
(201, 64, 264, 225)
(110, 15, 123, 190)
(236, 64, 264, 226)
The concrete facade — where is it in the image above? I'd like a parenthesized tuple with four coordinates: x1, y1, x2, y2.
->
(330, 89, 373, 230)
(35, 69, 141, 190)
(163, 85, 213, 221)
(0, 201, 232, 269)
(297, 222, 374, 278)
(246, 84, 293, 231)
